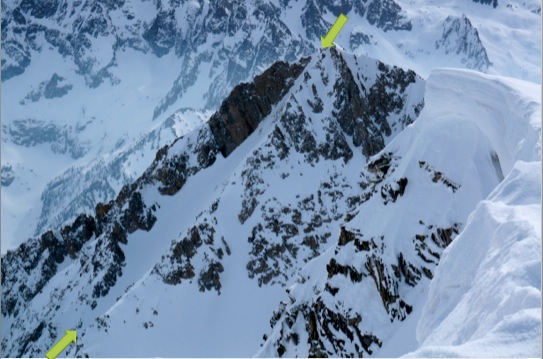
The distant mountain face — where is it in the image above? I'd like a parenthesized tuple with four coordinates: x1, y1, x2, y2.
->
(472, 0, 498, 8)
(1, 0, 418, 110)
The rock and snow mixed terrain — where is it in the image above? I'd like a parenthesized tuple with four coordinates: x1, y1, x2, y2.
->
(1, 0, 541, 358)
(257, 68, 541, 358)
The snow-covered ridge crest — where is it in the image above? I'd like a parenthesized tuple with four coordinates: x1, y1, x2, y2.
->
(405, 160, 542, 358)
(404, 70, 542, 358)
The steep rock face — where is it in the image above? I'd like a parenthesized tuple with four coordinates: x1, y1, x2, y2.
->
(1, 192, 155, 356)
(257, 148, 465, 357)
(1, 213, 97, 320)
(330, 53, 421, 157)
(143, 48, 425, 293)
(435, 14, 491, 71)
(1, 152, 181, 356)
(152, 215, 231, 294)
(233, 48, 424, 286)
(365, 0, 412, 32)
(209, 59, 309, 157)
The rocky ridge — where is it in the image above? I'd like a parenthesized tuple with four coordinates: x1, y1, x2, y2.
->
(257, 148, 467, 357)
(436, 14, 491, 71)
(1, 47, 426, 357)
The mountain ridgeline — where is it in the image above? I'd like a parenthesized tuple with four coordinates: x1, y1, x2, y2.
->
(1, 47, 426, 357)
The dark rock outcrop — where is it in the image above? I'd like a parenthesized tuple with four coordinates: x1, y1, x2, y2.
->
(366, 0, 412, 32)
(43, 73, 72, 99)
(330, 49, 420, 157)
(259, 138, 466, 357)
(269, 296, 383, 358)
(1, 163, 15, 186)
(61, 214, 99, 258)
(154, 219, 231, 293)
(472, 0, 498, 8)
(120, 192, 157, 233)
(198, 260, 224, 293)
(208, 59, 308, 157)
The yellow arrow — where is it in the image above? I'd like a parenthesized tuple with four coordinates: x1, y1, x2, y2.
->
(45, 330, 76, 359)
(321, 13, 349, 48)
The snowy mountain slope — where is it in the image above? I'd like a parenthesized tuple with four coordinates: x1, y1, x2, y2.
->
(1, 48, 426, 357)
(404, 161, 542, 358)
(353, 0, 541, 83)
(2, 0, 541, 254)
(403, 74, 542, 358)
(1, 97, 211, 248)
(257, 69, 542, 357)
(30, 108, 212, 237)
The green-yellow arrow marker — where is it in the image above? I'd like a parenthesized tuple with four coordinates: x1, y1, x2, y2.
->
(45, 330, 76, 359)
(321, 13, 349, 48)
